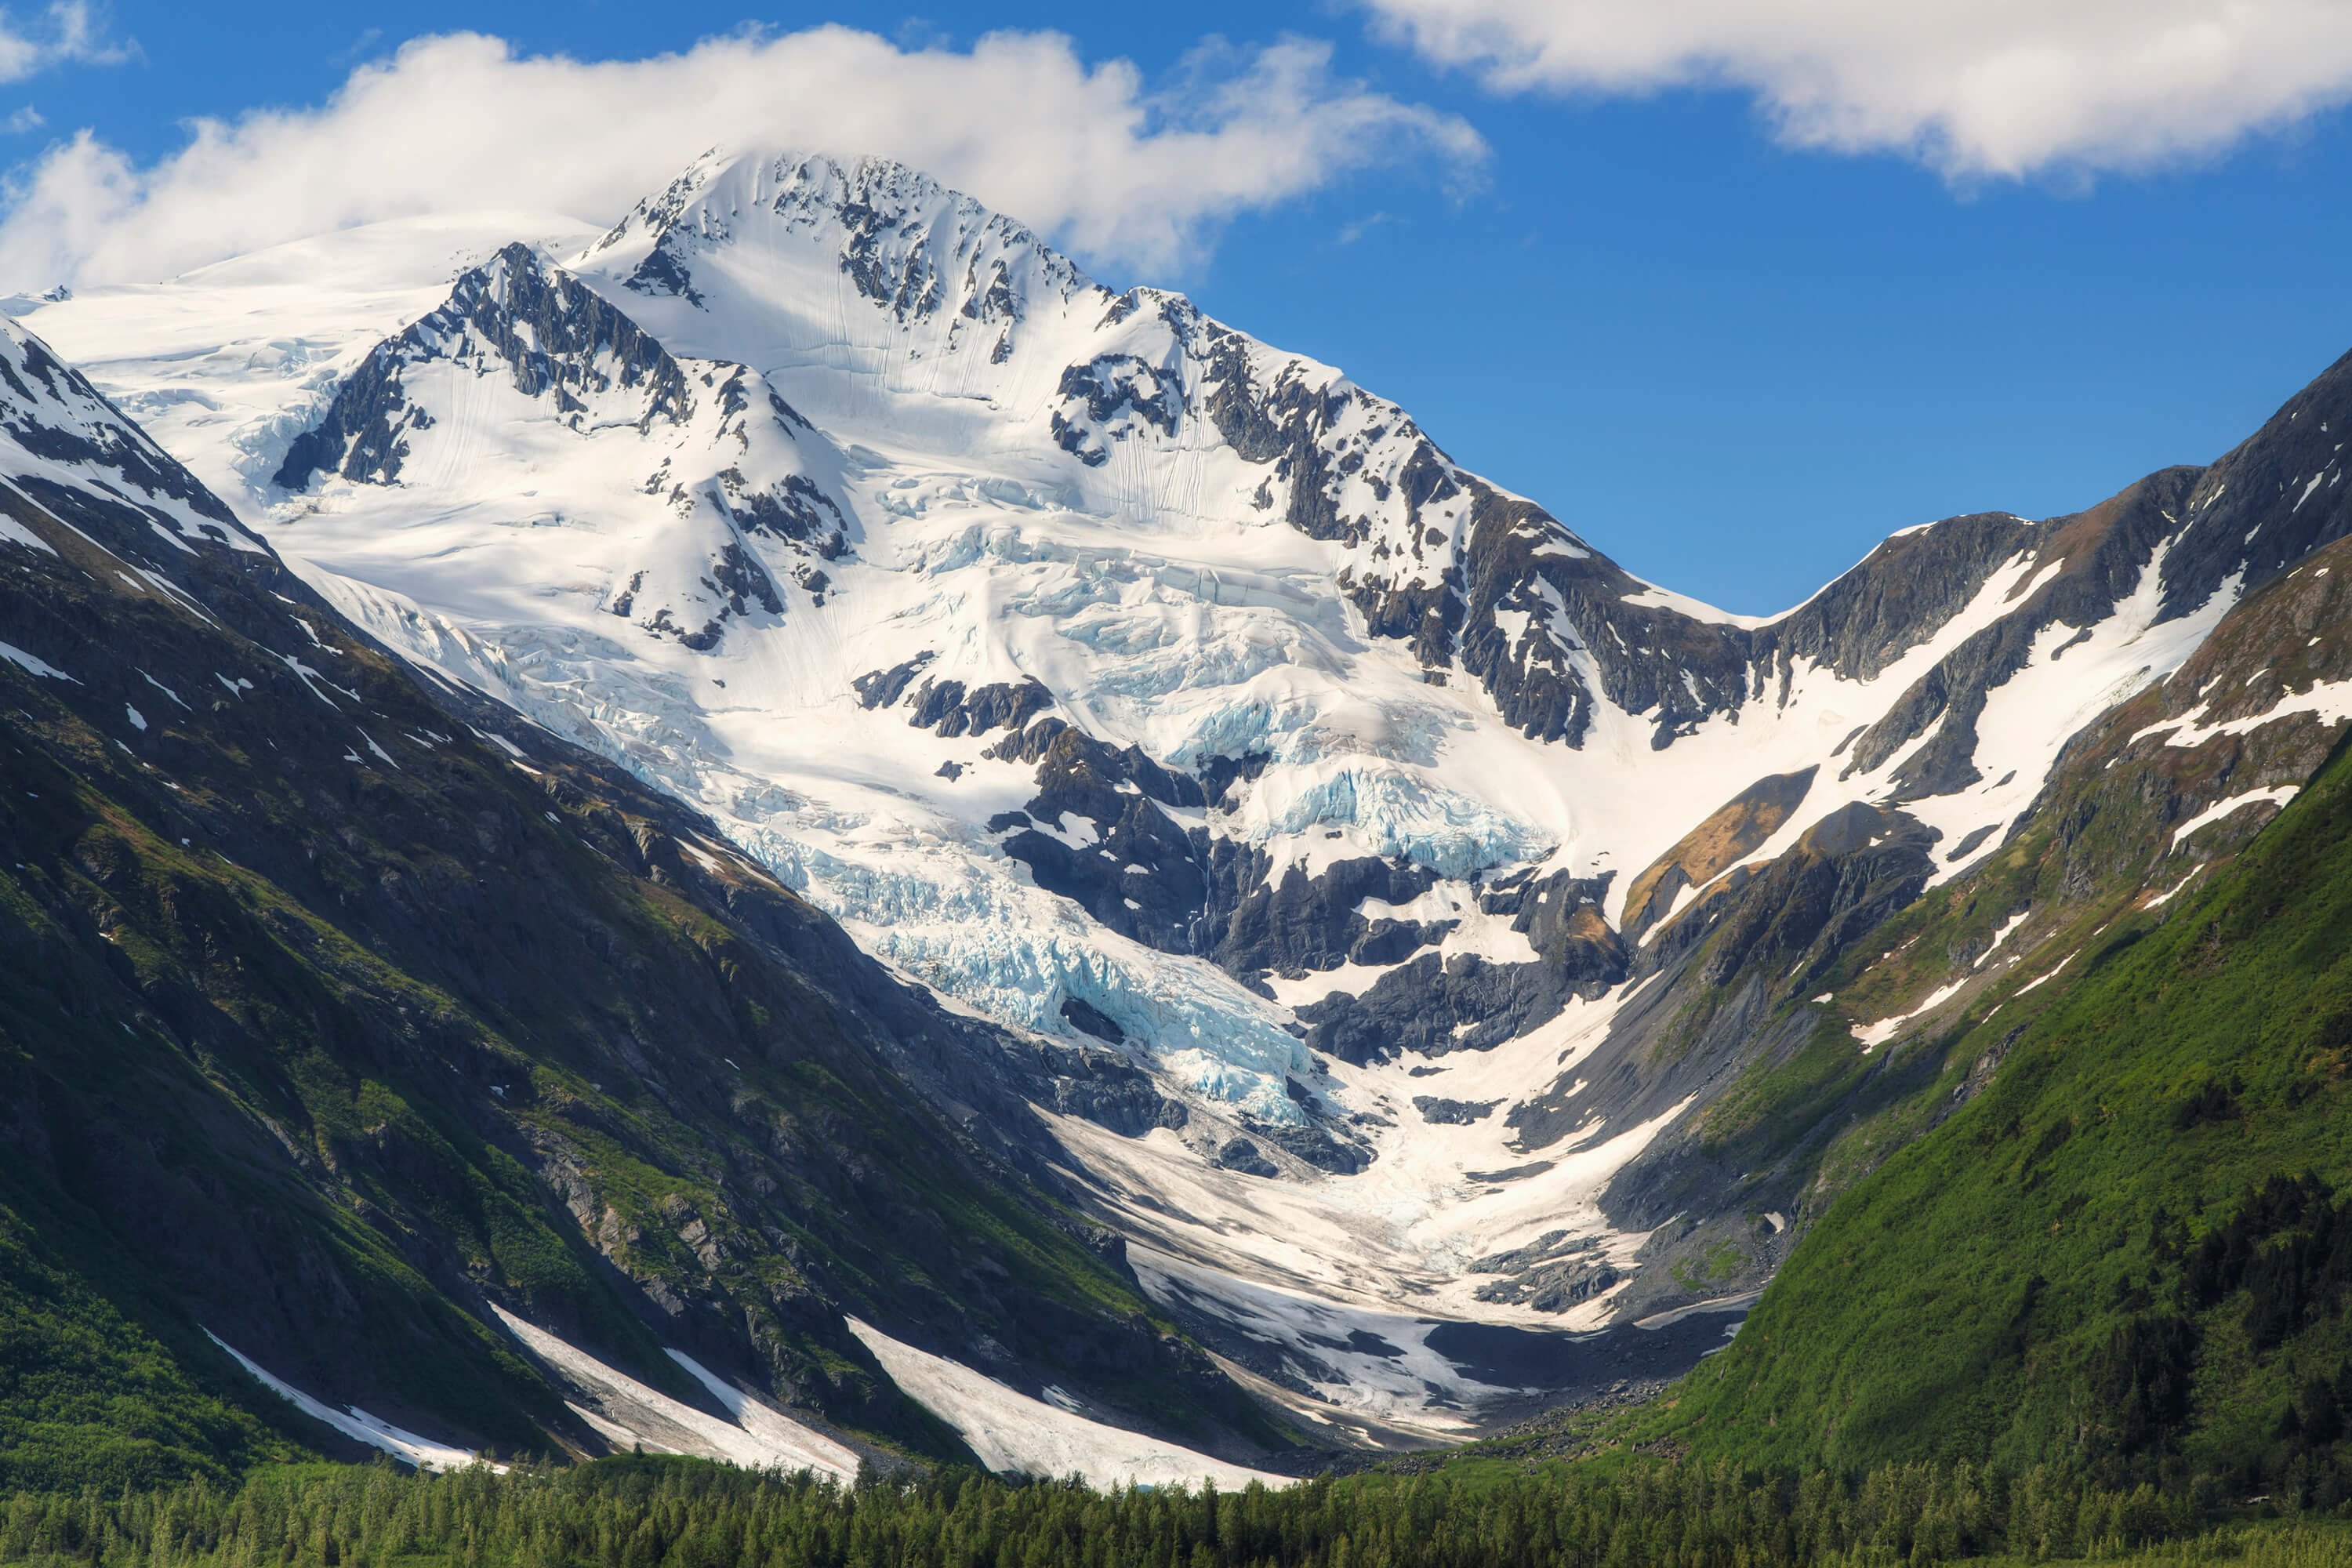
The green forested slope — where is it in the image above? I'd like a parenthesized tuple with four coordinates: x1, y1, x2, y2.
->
(1661, 732, 2352, 1493)
(0, 1199, 296, 1493)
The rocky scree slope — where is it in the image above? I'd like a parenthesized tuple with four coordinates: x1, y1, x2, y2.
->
(0, 314, 1286, 1488)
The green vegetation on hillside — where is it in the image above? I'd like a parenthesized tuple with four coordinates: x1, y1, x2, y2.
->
(0, 1200, 303, 1494)
(1662, 733, 2352, 1487)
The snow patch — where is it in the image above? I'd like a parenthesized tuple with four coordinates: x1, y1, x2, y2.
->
(205, 1330, 486, 1471)
(2172, 786, 2300, 850)
(842, 1316, 1285, 1489)
(2135, 678, 2352, 753)
(492, 1306, 856, 1479)
(0, 511, 53, 554)
(0, 640, 75, 681)
(2016, 953, 2076, 995)
(1974, 909, 2030, 968)
(1853, 978, 1966, 1050)
(662, 1350, 862, 1479)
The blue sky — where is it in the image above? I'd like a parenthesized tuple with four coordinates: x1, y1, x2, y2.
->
(10, 2, 2352, 612)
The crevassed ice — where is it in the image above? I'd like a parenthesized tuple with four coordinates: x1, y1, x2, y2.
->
(737, 821, 1310, 1122)
(1251, 766, 1553, 880)
(314, 582, 1313, 1124)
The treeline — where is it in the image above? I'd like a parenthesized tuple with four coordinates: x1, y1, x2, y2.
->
(2, 1451, 2343, 1568)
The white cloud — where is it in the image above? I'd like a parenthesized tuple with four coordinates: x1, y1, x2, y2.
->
(1362, 0, 2352, 179)
(0, 26, 1485, 291)
(0, 2, 125, 84)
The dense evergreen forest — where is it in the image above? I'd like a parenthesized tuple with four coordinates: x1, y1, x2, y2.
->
(2, 1453, 2349, 1568)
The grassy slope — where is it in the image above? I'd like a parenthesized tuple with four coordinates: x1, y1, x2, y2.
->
(1660, 733, 2352, 1478)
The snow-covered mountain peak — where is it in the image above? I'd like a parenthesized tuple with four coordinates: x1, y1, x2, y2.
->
(574, 147, 1094, 379)
(27, 150, 2261, 1130)
(274, 242, 699, 488)
(267, 238, 848, 652)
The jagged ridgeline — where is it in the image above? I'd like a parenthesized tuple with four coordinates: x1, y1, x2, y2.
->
(9, 141, 2352, 1510)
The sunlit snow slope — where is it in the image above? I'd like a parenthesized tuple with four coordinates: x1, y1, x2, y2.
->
(26, 147, 2350, 1437)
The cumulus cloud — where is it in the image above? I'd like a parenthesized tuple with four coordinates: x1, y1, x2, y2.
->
(0, 26, 1485, 291)
(1362, 0, 2352, 179)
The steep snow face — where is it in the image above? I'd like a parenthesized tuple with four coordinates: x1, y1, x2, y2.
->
(0, 314, 268, 559)
(270, 242, 851, 661)
(16, 151, 2296, 1414)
